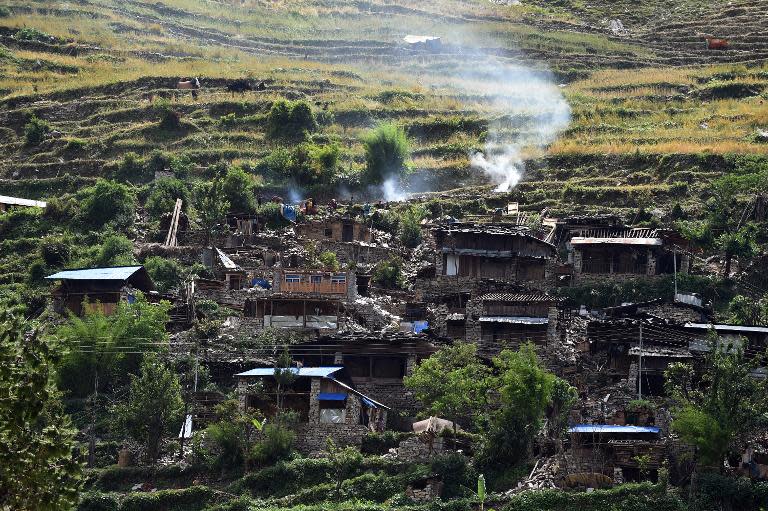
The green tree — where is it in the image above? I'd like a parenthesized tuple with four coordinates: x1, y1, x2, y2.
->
(116, 354, 183, 463)
(728, 294, 768, 326)
(24, 115, 50, 146)
(482, 343, 558, 468)
(79, 179, 136, 230)
(144, 256, 184, 293)
(404, 342, 490, 430)
(54, 293, 171, 398)
(318, 251, 340, 271)
(145, 178, 190, 216)
(371, 257, 404, 289)
(399, 204, 426, 248)
(194, 177, 230, 244)
(273, 348, 297, 421)
(266, 100, 317, 140)
(326, 437, 363, 500)
(361, 123, 409, 186)
(222, 165, 256, 213)
(0, 312, 83, 510)
(665, 334, 767, 469)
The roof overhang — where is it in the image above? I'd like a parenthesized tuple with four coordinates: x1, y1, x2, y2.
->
(479, 316, 548, 325)
(571, 237, 663, 246)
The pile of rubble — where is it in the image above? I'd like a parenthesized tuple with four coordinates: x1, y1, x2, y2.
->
(506, 455, 563, 494)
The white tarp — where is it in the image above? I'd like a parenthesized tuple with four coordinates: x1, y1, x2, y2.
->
(412, 416, 460, 434)
(178, 414, 193, 439)
(320, 408, 346, 424)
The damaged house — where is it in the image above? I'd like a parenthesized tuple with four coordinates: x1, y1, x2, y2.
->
(295, 216, 394, 265)
(46, 265, 155, 316)
(567, 424, 665, 483)
(431, 223, 557, 289)
(567, 227, 689, 284)
(464, 293, 561, 353)
(244, 269, 356, 331)
(287, 331, 444, 424)
(235, 366, 389, 452)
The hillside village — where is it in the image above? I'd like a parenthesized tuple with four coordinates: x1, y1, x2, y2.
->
(1, 0, 768, 510)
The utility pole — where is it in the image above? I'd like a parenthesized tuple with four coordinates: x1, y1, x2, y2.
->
(673, 246, 678, 300)
(638, 323, 643, 400)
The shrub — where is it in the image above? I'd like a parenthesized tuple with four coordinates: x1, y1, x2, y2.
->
(114, 152, 152, 184)
(145, 178, 190, 216)
(144, 256, 183, 293)
(16, 28, 48, 42)
(398, 205, 426, 248)
(121, 486, 213, 511)
(250, 424, 295, 466)
(318, 251, 340, 271)
(24, 115, 51, 146)
(360, 431, 411, 455)
(431, 453, 477, 498)
(222, 165, 257, 213)
(361, 123, 409, 186)
(371, 257, 404, 289)
(39, 236, 71, 267)
(266, 99, 317, 140)
(76, 492, 119, 511)
(94, 235, 135, 267)
(79, 179, 136, 230)
(0, 6, 10, 17)
(156, 100, 182, 130)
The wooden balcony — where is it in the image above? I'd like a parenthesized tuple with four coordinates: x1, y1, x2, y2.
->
(281, 280, 347, 295)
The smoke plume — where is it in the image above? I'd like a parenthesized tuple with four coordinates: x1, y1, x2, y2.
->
(462, 60, 571, 191)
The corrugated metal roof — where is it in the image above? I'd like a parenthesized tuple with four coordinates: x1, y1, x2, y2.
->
(45, 266, 144, 281)
(480, 293, 558, 303)
(404, 35, 440, 44)
(216, 248, 241, 270)
(0, 195, 47, 208)
(235, 366, 343, 378)
(569, 425, 661, 434)
(684, 323, 768, 334)
(571, 237, 662, 246)
(479, 316, 549, 325)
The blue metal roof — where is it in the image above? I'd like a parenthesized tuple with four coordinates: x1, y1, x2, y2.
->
(317, 392, 347, 401)
(235, 366, 343, 378)
(46, 266, 144, 281)
(569, 424, 660, 435)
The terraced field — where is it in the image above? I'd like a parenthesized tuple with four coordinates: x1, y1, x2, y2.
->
(0, 0, 767, 218)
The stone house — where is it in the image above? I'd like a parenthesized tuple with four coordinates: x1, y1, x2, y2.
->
(235, 366, 389, 452)
(567, 424, 664, 482)
(46, 265, 155, 316)
(201, 247, 248, 290)
(567, 228, 689, 284)
(431, 223, 557, 291)
(243, 269, 356, 332)
(287, 332, 445, 425)
(463, 293, 561, 354)
(296, 217, 372, 243)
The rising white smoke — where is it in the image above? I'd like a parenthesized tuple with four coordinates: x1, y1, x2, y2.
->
(463, 60, 571, 191)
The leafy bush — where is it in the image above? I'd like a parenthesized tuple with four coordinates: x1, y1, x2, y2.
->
(371, 257, 404, 289)
(145, 178, 190, 216)
(256, 143, 339, 186)
(16, 28, 49, 41)
(78, 179, 136, 230)
(431, 454, 477, 499)
(266, 99, 317, 140)
(222, 165, 257, 213)
(361, 123, 409, 185)
(93, 235, 135, 267)
(76, 492, 119, 511)
(360, 431, 411, 455)
(39, 235, 71, 267)
(24, 115, 51, 146)
(501, 482, 681, 511)
(156, 100, 182, 130)
(121, 485, 213, 511)
(398, 205, 426, 248)
(318, 251, 340, 271)
(144, 256, 183, 293)
(114, 152, 152, 184)
(250, 424, 295, 466)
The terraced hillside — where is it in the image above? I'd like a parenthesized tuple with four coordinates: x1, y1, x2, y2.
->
(0, 0, 767, 229)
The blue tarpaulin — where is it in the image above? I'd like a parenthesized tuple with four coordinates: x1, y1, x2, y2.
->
(252, 278, 271, 289)
(281, 204, 297, 223)
(317, 393, 347, 401)
(568, 424, 660, 434)
(413, 320, 429, 333)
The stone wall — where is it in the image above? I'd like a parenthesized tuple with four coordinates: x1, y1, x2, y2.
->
(293, 423, 371, 453)
(395, 436, 445, 462)
(315, 239, 395, 266)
